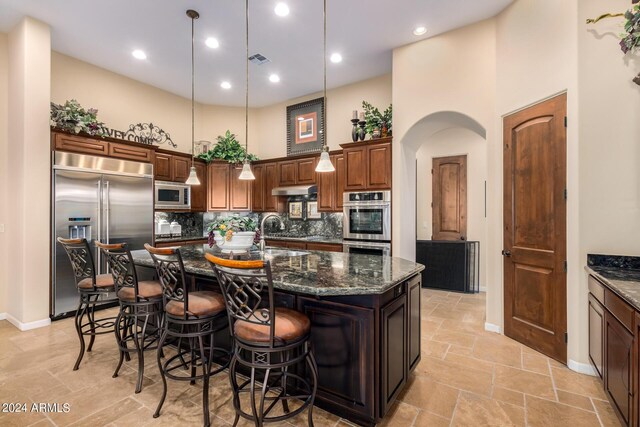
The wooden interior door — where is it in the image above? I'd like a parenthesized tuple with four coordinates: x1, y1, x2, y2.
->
(503, 93, 567, 363)
(432, 155, 467, 241)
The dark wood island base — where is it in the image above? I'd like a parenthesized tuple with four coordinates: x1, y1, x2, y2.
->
(132, 246, 424, 426)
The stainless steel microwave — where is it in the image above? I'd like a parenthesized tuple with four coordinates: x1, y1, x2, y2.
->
(343, 191, 391, 241)
(154, 181, 191, 210)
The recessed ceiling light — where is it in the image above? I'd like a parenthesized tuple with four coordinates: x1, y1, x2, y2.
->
(274, 2, 290, 17)
(330, 53, 342, 63)
(205, 37, 219, 49)
(413, 26, 427, 36)
(132, 49, 147, 60)
(220, 81, 232, 89)
(269, 74, 280, 83)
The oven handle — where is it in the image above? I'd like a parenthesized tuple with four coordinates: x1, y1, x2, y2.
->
(343, 202, 391, 208)
(342, 241, 391, 249)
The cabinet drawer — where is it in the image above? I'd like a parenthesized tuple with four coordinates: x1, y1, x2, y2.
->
(108, 142, 153, 163)
(588, 275, 605, 304)
(54, 133, 108, 156)
(604, 288, 634, 332)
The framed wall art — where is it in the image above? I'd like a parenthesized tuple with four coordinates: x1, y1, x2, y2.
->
(307, 201, 321, 219)
(286, 97, 325, 156)
(289, 201, 304, 219)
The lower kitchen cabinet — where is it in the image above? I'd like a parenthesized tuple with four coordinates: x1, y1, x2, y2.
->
(264, 239, 342, 252)
(589, 294, 605, 379)
(380, 292, 407, 415)
(605, 310, 634, 426)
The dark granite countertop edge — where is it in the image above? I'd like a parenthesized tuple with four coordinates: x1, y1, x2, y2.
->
(584, 265, 640, 312)
(263, 235, 343, 245)
(155, 235, 207, 243)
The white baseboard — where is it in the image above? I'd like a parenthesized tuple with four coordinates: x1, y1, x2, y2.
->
(4, 313, 51, 331)
(0, 313, 6, 321)
(568, 359, 597, 376)
(479, 285, 487, 292)
(484, 322, 502, 333)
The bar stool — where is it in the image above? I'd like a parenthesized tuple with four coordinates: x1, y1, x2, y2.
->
(96, 242, 164, 393)
(145, 244, 230, 427)
(206, 254, 318, 427)
(57, 237, 118, 371)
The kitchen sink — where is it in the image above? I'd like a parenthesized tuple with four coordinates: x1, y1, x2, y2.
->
(261, 248, 310, 257)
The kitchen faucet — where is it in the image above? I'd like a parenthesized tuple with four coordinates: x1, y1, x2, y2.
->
(259, 213, 285, 252)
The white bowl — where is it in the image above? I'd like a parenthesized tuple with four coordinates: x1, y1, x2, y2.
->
(213, 231, 256, 253)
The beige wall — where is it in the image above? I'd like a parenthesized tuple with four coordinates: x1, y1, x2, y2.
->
(578, 0, 640, 363)
(7, 18, 51, 327)
(0, 32, 8, 315)
(416, 128, 488, 287)
(253, 74, 392, 159)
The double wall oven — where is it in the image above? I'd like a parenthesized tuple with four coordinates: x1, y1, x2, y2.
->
(342, 190, 391, 256)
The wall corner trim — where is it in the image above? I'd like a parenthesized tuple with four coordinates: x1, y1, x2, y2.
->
(4, 313, 51, 331)
(567, 359, 597, 376)
(484, 322, 502, 334)
(0, 313, 5, 321)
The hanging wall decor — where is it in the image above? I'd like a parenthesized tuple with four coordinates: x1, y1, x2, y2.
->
(286, 97, 325, 156)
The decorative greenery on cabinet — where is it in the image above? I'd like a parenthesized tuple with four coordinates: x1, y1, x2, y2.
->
(50, 99, 108, 136)
(196, 130, 259, 164)
(361, 101, 392, 138)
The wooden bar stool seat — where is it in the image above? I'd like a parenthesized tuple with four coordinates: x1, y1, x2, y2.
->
(96, 242, 164, 394)
(206, 253, 318, 427)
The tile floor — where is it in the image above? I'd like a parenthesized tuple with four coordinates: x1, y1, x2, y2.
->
(0, 289, 621, 426)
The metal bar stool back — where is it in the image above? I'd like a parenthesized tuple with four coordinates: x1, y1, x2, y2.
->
(145, 244, 230, 427)
(206, 254, 318, 427)
(97, 242, 163, 393)
(57, 237, 118, 371)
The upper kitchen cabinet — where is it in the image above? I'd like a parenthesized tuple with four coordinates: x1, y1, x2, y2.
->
(277, 157, 319, 187)
(207, 162, 251, 212)
(252, 161, 285, 213)
(52, 130, 154, 163)
(251, 164, 265, 212)
(108, 141, 154, 163)
(190, 160, 208, 212)
(154, 149, 193, 183)
(317, 153, 345, 212)
(341, 138, 392, 191)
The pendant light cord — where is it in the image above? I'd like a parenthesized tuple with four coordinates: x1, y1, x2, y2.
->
(191, 12, 195, 167)
(245, 0, 249, 161)
(323, 0, 327, 150)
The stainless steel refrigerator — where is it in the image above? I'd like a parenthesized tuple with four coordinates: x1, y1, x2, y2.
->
(51, 151, 154, 319)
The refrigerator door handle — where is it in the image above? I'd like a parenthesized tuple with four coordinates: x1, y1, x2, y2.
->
(96, 180, 102, 273)
(104, 180, 110, 273)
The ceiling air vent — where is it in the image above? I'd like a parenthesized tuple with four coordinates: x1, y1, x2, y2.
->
(248, 53, 271, 65)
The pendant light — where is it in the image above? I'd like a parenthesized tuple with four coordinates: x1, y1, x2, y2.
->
(238, 0, 256, 180)
(185, 9, 201, 185)
(315, 0, 335, 173)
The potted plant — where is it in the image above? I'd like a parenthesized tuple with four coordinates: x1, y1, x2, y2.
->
(207, 214, 259, 253)
(197, 130, 259, 164)
(362, 101, 392, 138)
(50, 99, 108, 136)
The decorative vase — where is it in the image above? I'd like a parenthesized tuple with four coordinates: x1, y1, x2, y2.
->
(381, 123, 388, 138)
(351, 118, 360, 142)
(212, 231, 256, 253)
(372, 127, 381, 139)
(358, 120, 366, 141)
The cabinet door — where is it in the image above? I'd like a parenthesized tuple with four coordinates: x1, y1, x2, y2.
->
(230, 165, 252, 211)
(367, 142, 391, 190)
(251, 164, 265, 212)
(190, 161, 208, 212)
(605, 311, 633, 425)
(108, 142, 153, 163)
(155, 152, 173, 181)
(335, 154, 345, 210)
(287, 241, 307, 250)
(306, 242, 342, 252)
(264, 163, 282, 212)
(264, 239, 288, 249)
(297, 157, 317, 184)
(344, 146, 367, 191)
(407, 275, 422, 371)
(278, 160, 297, 186)
(53, 133, 109, 156)
(297, 297, 376, 420)
(317, 155, 336, 212)
(173, 156, 191, 183)
(381, 292, 407, 415)
(207, 163, 230, 211)
(589, 294, 605, 379)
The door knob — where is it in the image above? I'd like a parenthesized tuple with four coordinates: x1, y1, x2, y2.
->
(502, 250, 511, 257)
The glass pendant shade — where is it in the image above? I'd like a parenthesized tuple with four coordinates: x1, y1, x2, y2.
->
(238, 159, 256, 180)
(315, 147, 335, 172)
(185, 166, 201, 185)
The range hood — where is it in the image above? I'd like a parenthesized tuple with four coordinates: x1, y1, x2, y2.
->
(271, 185, 317, 196)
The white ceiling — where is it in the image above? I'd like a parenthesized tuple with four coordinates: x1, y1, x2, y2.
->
(0, 0, 513, 107)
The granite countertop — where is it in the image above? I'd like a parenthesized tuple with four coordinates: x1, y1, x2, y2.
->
(155, 234, 207, 243)
(131, 244, 424, 297)
(263, 235, 343, 245)
(586, 254, 640, 311)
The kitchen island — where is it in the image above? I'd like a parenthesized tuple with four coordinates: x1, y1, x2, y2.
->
(131, 244, 424, 426)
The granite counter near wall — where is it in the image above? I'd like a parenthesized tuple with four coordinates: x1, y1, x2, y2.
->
(586, 253, 640, 312)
